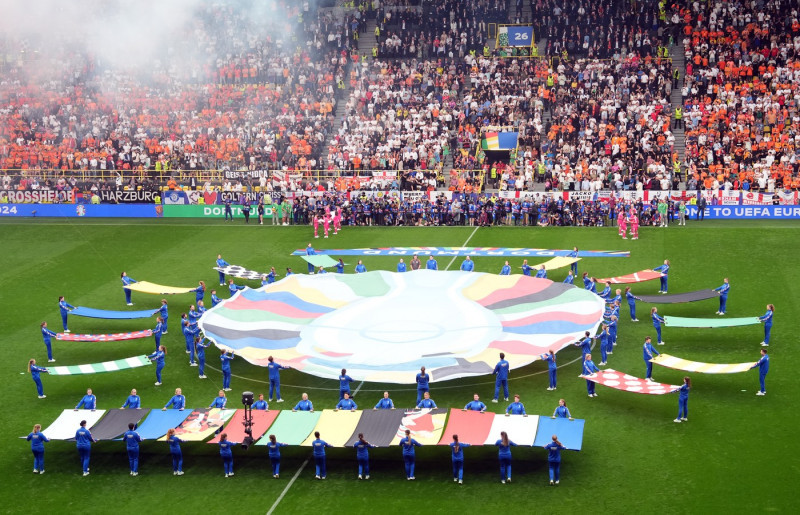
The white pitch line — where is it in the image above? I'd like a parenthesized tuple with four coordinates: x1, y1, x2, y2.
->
(352, 381, 365, 397)
(444, 225, 479, 271)
(266, 458, 309, 515)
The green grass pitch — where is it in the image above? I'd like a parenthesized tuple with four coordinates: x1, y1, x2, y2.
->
(0, 218, 796, 514)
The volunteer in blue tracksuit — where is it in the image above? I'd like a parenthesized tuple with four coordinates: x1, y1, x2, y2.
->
(586, 277, 598, 294)
(58, 296, 74, 332)
(581, 273, 591, 289)
(253, 394, 269, 410)
(355, 260, 367, 273)
(450, 434, 471, 484)
(29, 359, 48, 398)
(311, 432, 333, 479)
(266, 267, 277, 284)
(397, 258, 407, 272)
(568, 247, 579, 275)
(598, 282, 611, 299)
(210, 290, 222, 307)
(759, 304, 774, 346)
(163, 388, 186, 410)
(651, 307, 666, 344)
(500, 261, 511, 275)
(460, 256, 475, 272)
(625, 287, 642, 321)
(573, 331, 593, 361)
(338, 369, 354, 400)
(563, 270, 575, 285)
(417, 392, 437, 409)
(354, 433, 376, 479)
(148, 345, 166, 385)
(540, 350, 557, 390)
(123, 422, 143, 475)
(267, 356, 290, 402)
(713, 278, 730, 314)
(643, 337, 660, 380)
(196, 338, 211, 379)
(153, 317, 164, 353)
(121, 389, 141, 409)
(606, 315, 618, 349)
(751, 349, 769, 395)
(426, 256, 438, 270)
(40, 322, 57, 362)
(506, 394, 526, 415)
(582, 354, 600, 397)
(216, 255, 230, 285)
(193, 281, 206, 303)
(75, 388, 97, 410)
(209, 390, 228, 408)
(293, 393, 314, 411)
(495, 431, 517, 483)
(374, 391, 395, 409)
(653, 259, 670, 293)
(166, 428, 184, 475)
(464, 394, 487, 412)
(594, 324, 609, 365)
(220, 350, 234, 390)
(492, 353, 509, 402)
(399, 429, 421, 480)
(183, 320, 196, 364)
(335, 259, 345, 274)
(415, 366, 430, 403)
(548, 400, 570, 421)
(75, 420, 96, 476)
(267, 434, 288, 478)
(536, 265, 547, 279)
(218, 433, 237, 477)
(672, 376, 691, 422)
(544, 435, 567, 485)
(121, 272, 137, 305)
(228, 279, 245, 297)
(27, 424, 49, 474)
(607, 289, 622, 308)
(521, 260, 533, 276)
(336, 393, 357, 411)
(159, 299, 169, 333)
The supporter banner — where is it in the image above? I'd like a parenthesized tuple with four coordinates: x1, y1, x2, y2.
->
(356, 190, 402, 201)
(776, 190, 798, 205)
(400, 191, 427, 202)
(0, 204, 161, 217)
(290, 247, 630, 258)
(741, 192, 774, 205)
(0, 189, 75, 203)
(225, 169, 268, 180)
(372, 171, 397, 179)
(99, 190, 159, 204)
(163, 205, 273, 218)
(684, 205, 800, 219)
(272, 171, 303, 181)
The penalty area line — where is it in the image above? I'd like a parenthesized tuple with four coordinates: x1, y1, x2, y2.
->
(266, 458, 309, 515)
(444, 225, 479, 270)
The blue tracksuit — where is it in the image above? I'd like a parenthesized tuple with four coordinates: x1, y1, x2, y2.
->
(336, 398, 358, 410)
(536, 268, 547, 279)
(122, 395, 141, 409)
(196, 340, 210, 377)
(229, 283, 245, 297)
(76, 394, 97, 410)
(598, 329, 611, 363)
(153, 321, 164, 352)
(553, 405, 571, 418)
(27, 431, 49, 472)
(676, 383, 690, 419)
(653, 264, 669, 292)
(450, 442, 471, 480)
(417, 398, 437, 409)
(148, 350, 166, 382)
(752, 354, 770, 393)
(338, 374, 354, 399)
(500, 265, 511, 275)
(426, 259, 438, 270)
(568, 250, 579, 275)
(266, 270, 277, 283)
(575, 337, 593, 360)
(220, 352, 234, 389)
(123, 429, 142, 473)
(219, 440, 236, 475)
(714, 282, 730, 313)
(335, 262, 344, 274)
(598, 286, 611, 299)
(400, 437, 421, 478)
(169, 435, 184, 472)
(460, 259, 474, 272)
(626, 291, 641, 320)
(495, 440, 517, 480)
(643, 341, 660, 379)
(253, 400, 268, 410)
(522, 264, 533, 276)
(652, 313, 666, 343)
(544, 441, 566, 481)
(209, 396, 227, 408)
(464, 400, 486, 412)
(416, 373, 430, 403)
(183, 323, 195, 361)
(493, 359, 510, 400)
(563, 274, 575, 285)
(122, 275, 137, 304)
(397, 262, 407, 272)
(375, 397, 394, 409)
(159, 304, 169, 333)
(583, 360, 600, 394)
(217, 258, 230, 284)
(268, 361, 288, 400)
(211, 294, 222, 307)
(312, 439, 332, 477)
(41, 327, 57, 360)
(759, 309, 774, 344)
(164, 395, 186, 410)
(75, 427, 94, 472)
(59, 300, 75, 331)
(541, 352, 557, 388)
(506, 402, 526, 415)
(606, 318, 618, 346)
(267, 441, 288, 475)
(306, 247, 316, 274)
(294, 399, 313, 411)
(355, 264, 367, 273)
(354, 441, 376, 476)
(31, 365, 48, 396)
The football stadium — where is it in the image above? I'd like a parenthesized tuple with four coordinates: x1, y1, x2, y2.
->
(1, 0, 798, 513)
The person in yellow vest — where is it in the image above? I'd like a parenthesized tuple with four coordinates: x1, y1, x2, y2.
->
(490, 166, 497, 189)
(469, 49, 476, 57)
(154, 193, 161, 205)
(338, 79, 345, 90)
(673, 69, 680, 88)
(483, 45, 490, 57)
(198, 195, 205, 205)
(91, 193, 100, 204)
(538, 162, 546, 183)
(673, 106, 683, 129)
(546, 74, 554, 88)
(372, 46, 378, 58)
(673, 160, 682, 182)
(375, 26, 380, 37)
(531, 45, 538, 57)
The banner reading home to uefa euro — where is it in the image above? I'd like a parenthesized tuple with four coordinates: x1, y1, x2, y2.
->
(162, 204, 273, 218)
(684, 205, 800, 219)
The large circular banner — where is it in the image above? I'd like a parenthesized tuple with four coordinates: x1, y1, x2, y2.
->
(199, 271, 606, 383)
